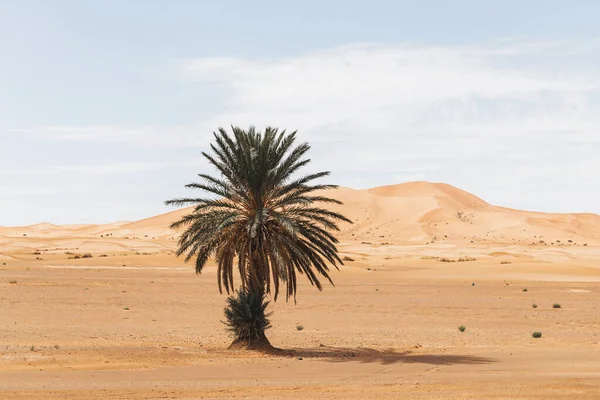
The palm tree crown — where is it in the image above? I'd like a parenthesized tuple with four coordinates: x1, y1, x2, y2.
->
(165, 126, 352, 301)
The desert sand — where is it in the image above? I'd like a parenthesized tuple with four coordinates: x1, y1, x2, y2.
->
(1, 182, 599, 399)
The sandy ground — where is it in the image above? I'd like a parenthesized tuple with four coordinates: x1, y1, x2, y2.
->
(1, 183, 600, 399)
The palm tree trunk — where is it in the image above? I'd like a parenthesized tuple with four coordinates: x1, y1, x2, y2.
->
(228, 246, 276, 352)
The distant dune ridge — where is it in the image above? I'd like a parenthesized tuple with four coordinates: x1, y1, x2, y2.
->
(1, 182, 599, 246)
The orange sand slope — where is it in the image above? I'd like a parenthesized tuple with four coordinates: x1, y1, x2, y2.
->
(2, 181, 599, 246)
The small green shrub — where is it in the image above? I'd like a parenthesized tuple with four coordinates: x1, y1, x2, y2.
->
(296, 324, 304, 331)
(553, 303, 561, 309)
(81, 253, 93, 259)
(458, 325, 466, 332)
(532, 331, 542, 338)
(9, 280, 17, 284)
(532, 304, 538, 308)
(522, 288, 528, 292)
(223, 290, 272, 344)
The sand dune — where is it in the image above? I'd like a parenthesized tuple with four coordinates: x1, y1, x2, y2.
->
(2, 181, 599, 273)
(2, 182, 598, 248)
(330, 182, 598, 246)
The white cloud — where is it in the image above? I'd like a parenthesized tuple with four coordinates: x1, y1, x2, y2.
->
(181, 39, 600, 213)
(3, 39, 600, 222)
(183, 41, 599, 131)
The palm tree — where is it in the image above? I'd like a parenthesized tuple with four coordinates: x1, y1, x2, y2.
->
(165, 126, 351, 349)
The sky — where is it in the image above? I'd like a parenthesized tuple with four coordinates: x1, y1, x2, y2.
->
(1, 0, 600, 225)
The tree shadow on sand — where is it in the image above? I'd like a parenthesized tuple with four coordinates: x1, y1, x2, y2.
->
(276, 346, 495, 366)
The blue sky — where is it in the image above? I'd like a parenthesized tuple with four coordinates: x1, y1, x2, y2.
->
(1, 1, 600, 225)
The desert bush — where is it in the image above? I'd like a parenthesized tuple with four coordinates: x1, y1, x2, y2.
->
(9, 280, 17, 284)
(522, 288, 528, 292)
(458, 325, 466, 332)
(553, 303, 561, 309)
(532, 304, 538, 308)
(296, 324, 304, 331)
(501, 261, 511, 265)
(82, 253, 93, 259)
(342, 256, 355, 262)
(223, 290, 272, 344)
(532, 331, 542, 338)
(99, 254, 108, 257)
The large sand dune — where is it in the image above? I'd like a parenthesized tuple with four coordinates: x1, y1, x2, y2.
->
(1, 182, 599, 399)
(3, 181, 598, 246)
